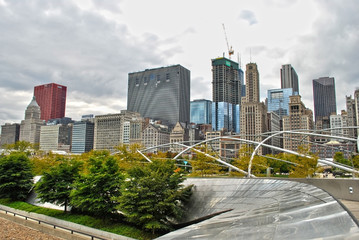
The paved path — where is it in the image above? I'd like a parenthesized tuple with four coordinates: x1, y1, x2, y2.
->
(340, 199, 359, 222)
(0, 216, 63, 240)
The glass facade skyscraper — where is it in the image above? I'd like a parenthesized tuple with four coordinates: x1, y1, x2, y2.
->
(312, 77, 337, 122)
(281, 64, 299, 95)
(71, 120, 94, 153)
(267, 88, 293, 118)
(239, 68, 246, 98)
(190, 99, 212, 124)
(127, 65, 190, 126)
(212, 57, 241, 133)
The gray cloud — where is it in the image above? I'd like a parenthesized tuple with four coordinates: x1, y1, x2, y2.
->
(264, 0, 298, 8)
(0, 0, 175, 125)
(91, 0, 122, 13)
(239, 10, 258, 25)
(289, 0, 359, 111)
(191, 76, 211, 101)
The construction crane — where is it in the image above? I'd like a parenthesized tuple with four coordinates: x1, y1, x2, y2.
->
(222, 23, 234, 59)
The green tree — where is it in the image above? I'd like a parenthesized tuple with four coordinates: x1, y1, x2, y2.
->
(288, 146, 318, 178)
(266, 153, 291, 175)
(0, 152, 34, 200)
(117, 160, 192, 233)
(35, 158, 82, 212)
(231, 145, 268, 177)
(189, 146, 222, 177)
(31, 153, 68, 175)
(3, 141, 35, 155)
(352, 154, 359, 168)
(115, 144, 146, 170)
(334, 152, 351, 166)
(70, 151, 124, 217)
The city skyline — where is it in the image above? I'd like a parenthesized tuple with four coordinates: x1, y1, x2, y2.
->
(1, 0, 359, 127)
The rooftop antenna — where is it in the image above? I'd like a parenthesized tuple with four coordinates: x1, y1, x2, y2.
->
(250, 48, 252, 63)
(237, 53, 242, 69)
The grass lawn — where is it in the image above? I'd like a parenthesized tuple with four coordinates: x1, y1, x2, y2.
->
(0, 199, 160, 240)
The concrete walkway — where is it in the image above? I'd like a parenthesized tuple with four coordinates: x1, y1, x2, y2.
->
(340, 199, 359, 223)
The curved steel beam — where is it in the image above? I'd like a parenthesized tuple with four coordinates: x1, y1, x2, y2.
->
(248, 130, 358, 177)
(172, 142, 256, 177)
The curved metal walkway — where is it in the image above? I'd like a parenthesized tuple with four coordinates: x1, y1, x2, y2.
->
(157, 178, 359, 240)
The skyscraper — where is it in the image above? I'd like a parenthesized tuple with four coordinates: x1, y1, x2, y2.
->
(34, 83, 67, 122)
(0, 123, 20, 147)
(354, 89, 359, 137)
(71, 119, 94, 154)
(127, 65, 190, 126)
(190, 99, 212, 125)
(281, 64, 299, 95)
(240, 63, 267, 151)
(211, 57, 241, 132)
(312, 77, 337, 123)
(267, 88, 294, 118)
(346, 95, 357, 138)
(19, 96, 45, 145)
(282, 95, 314, 151)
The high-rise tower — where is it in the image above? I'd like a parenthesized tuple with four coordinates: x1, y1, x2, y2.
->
(240, 63, 267, 152)
(19, 96, 45, 144)
(281, 64, 299, 95)
(127, 65, 190, 126)
(34, 83, 67, 122)
(312, 77, 337, 123)
(282, 95, 313, 151)
(211, 57, 241, 132)
(190, 99, 212, 125)
(346, 95, 357, 138)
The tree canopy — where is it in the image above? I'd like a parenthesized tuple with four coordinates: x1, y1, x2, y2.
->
(35, 158, 82, 212)
(117, 159, 192, 233)
(70, 151, 124, 216)
(0, 152, 34, 200)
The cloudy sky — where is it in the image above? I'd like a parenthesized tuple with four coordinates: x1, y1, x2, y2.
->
(1, 0, 358, 128)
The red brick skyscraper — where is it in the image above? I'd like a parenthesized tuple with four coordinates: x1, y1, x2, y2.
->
(34, 83, 67, 122)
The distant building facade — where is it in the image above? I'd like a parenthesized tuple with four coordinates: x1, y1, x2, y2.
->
(0, 123, 20, 147)
(267, 88, 293, 119)
(94, 111, 143, 151)
(267, 112, 281, 152)
(282, 95, 314, 151)
(19, 96, 45, 145)
(346, 95, 357, 138)
(211, 57, 241, 133)
(170, 122, 189, 152)
(311, 141, 356, 159)
(330, 113, 347, 141)
(34, 83, 67, 122)
(190, 99, 212, 125)
(355, 89, 359, 137)
(240, 63, 267, 154)
(71, 120, 94, 154)
(205, 131, 223, 155)
(281, 64, 299, 95)
(127, 65, 190, 126)
(312, 77, 337, 123)
(40, 124, 72, 152)
(188, 124, 200, 144)
(142, 123, 170, 153)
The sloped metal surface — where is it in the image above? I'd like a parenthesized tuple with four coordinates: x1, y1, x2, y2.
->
(157, 178, 359, 240)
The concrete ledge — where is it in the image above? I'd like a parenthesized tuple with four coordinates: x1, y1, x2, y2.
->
(0, 204, 135, 240)
(283, 178, 359, 201)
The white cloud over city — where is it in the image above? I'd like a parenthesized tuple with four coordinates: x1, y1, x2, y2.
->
(0, 0, 358, 127)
